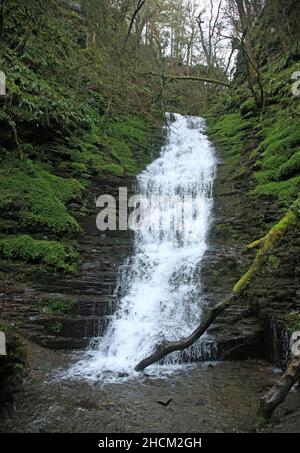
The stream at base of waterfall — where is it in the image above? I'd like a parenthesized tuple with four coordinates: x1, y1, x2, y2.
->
(1, 342, 290, 433)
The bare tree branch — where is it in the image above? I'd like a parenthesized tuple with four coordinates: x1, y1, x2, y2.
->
(135, 295, 236, 372)
(138, 72, 231, 88)
(123, 0, 147, 52)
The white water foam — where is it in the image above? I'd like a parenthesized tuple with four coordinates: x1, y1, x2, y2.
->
(68, 113, 216, 381)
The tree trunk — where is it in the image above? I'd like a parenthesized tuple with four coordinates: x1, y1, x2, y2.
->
(257, 332, 300, 426)
(257, 357, 300, 426)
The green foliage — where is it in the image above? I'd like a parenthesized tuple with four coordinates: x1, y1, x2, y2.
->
(0, 235, 79, 272)
(67, 116, 151, 176)
(267, 255, 280, 270)
(36, 297, 75, 315)
(240, 98, 257, 117)
(252, 177, 300, 203)
(209, 98, 300, 206)
(286, 312, 300, 332)
(47, 321, 63, 335)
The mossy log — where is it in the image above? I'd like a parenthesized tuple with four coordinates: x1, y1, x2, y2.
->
(257, 333, 300, 427)
(134, 207, 298, 372)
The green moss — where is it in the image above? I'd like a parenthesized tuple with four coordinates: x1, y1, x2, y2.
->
(249, 108, 300, 204)
(233, 209, 298, 294)
(47, 321, 63, 335)
(240, 98, 257, 117)
(267, 254, 280, 270)
(278, 150, 300, 180)
(0, 235, 79, 272)
(253, 177, 300, 203)
(103, 116, 151, 174)
(208, 59, 300, 207)
(207, 113, 251, 162)
(66, 115, 151, 177)
(101, 163, 124, 175)
(209, 108, 300, 206)
(0, 160, 83, 235)
(286, 311, 300, 332)
(36, 297, 75, 315)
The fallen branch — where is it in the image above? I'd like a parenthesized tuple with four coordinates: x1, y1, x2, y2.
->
(257, 332, 300, 427)
(135, 295, 236, 372)
(134, 206, 298, 372)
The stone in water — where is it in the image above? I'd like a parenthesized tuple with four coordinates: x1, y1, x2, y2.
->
(0, 332, 6, 355)
(291, 331, 300, 358)
(0, 71, 6, 96)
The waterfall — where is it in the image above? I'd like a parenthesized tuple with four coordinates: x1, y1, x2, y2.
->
(69, 113, 216, 381)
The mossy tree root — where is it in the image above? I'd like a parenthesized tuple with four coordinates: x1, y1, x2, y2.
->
(134, 206, 299, 373)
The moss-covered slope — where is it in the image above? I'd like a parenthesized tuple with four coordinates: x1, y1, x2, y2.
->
(0, 2, 156, 274)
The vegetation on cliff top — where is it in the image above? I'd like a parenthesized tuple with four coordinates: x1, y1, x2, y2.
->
(0, 0, 162, 273)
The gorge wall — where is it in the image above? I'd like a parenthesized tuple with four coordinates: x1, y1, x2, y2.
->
(1, 0, 300, 395)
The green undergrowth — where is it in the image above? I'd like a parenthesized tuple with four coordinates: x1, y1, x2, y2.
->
(35, 297, 75, 315)
(208, 60, 300, 207)
(251, 108, 300, 203)
(207, 112, 251, 157)
(66, 115, 151, 177)
(0, 235, 79, 273)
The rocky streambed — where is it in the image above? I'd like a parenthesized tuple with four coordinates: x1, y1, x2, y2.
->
(2, 341, 300, 433)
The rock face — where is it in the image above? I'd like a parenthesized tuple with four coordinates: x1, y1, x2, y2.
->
(198, 136, 300, 368)
(1, 129, 166, 350)
(1, 175, 135, 349)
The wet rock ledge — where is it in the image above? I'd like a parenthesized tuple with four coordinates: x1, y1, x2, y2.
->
(1, 175, 135, 349)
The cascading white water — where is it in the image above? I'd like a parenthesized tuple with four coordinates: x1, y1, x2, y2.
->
(69, 113, 216, 381)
